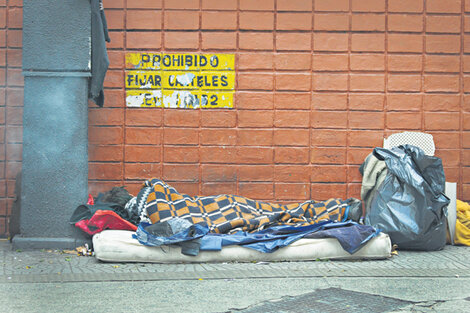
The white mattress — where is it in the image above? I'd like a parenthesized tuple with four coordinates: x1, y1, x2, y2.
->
(93, 230, 392, 263)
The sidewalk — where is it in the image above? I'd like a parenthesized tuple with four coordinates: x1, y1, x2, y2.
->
(1, 239, 470, 312)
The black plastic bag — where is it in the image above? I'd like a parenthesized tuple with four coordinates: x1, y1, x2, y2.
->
(364, 145, 449, 251)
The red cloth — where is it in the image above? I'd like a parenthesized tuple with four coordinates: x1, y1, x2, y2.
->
(87, 194, 95, 205)
(75, 210, 137, 235)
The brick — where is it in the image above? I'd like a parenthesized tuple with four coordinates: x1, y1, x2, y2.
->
(127, 0, 162, 9)
(426, 35, 460, 54)
(202, 182, 237, 195)
(434, 149, 460, 167)
(202, 165, 237, 182)
(464, 149, 470, 163)
(238, 92, 274, 109)
(7, 7, 22, 29)
(425, 55, 460, 73)
(125, 145, 161, 162)
(274, 165, 310, 182)
(387, 94, 422, 111)
(201, 129, 237, 145)
(167, 182, 199, 196)
(388, 34, 423, 53)
(311, 165, 347, 183)
(425, 112, 460, 130)
(465, 35, 470, 53)
(464, 55, 470, 72)
(6, 143, 21, 161)
(125, 163, 161, 180)
(238, 110, 273, 128)
(387, 74, 421, 92)
(311, 93, 347, 110)
(5, 126, 21, 143)
(240, 0, 275, 10)
(275, 92, 310, 109)
(89, 127, 123, 145)
(349, 111, 385, 129)
(238, 165, 274, 181)
(238, 73, 274, 91)
(164, 110, 199, 127)
(106, 10, 124, 30)
(388, 55, 422, 72)
(7, 49, 22, 68)
(163, 128, 198, 145)
(431, 132, 460, 149)
(465, 96, 470, 111)
(347, 148, 371, 165)
(107, 31, 124, 49)
(200, 146, 236, 163)
(201, 11, 237, 30)
(163, 146, 199, 163)
(237, 129, 273, 146)
(350, 54, 385, 71)
(277, 0, 312, 11)
(277, 13, 312, 31)
(275, 73, 311, 91)
(315, 0, 349, 12)
(424, 94, 461, 112)
(201, 110, 236, 128)
(389, 0, 423, 13)
(6, 88, 23, 107)
(314, 33, 348, 52)
(351, 34, 385, 52)
(311, 183, 347, 201)
(239, 53, 273, 70)
(445, 167, 460, 182)
(275, 53, 310, 70)
(311, 110, 348, 129)
(236, 146, 273, 164)
(348, 130, 384, 147)
(6, 106, 22, 125)
(89, 163, 122, 180)
(89, 145, 123, 162)
(239, 32, 273, 50)
(162, 164, 199, 181)
(202, 0, 237, 10)
(427, 0, 461, 13)
(239, 183, 273, 200)
(274, 129, 309, 146)
(202, 32, 237, 50)
(276, 33, 312, 51)
(164, 11, 199, 30)
(0, 31, 5, 48)
(313, 54, 348, 71)
(240, 12, 274, 30)
(274, 110, 309, 128)
(6, 161, 21, 179)
(311, 129, 347, 146)
(127, 10, 161, 30)
(126, 32, 161, 49)
(0, 8, 5, 28)
(274, 147, 309, 164)
(350, 74, 385, 92)
(424, 75, 460, 92)
(313, 13, 349, 31)
(313, 73, 348, 91)
(426, 16, 461, 34)
(104, 0, 124, 8)
(7, 68, 23, 87)
(311, 147, 346, 164)
(387, 14, 423, 32)
(386, 112, 422, 130)
(89, 108, 124, 126)
(108, 50, 124, 69)
(465, 15, 470, 32)
(126, 109, 162, 126)
(351, 14, 385, 31)
(164, 32, 199, 50)
(349, 94, 384, 111)
(352, 0, 385, 12)
(165, 0, 198, 9)
(275, 183, 310, 200)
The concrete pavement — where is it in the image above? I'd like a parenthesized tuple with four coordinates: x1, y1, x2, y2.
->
(1, 239, 469, 312)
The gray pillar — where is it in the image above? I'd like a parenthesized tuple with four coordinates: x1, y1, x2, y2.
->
(13, 0, 92, 249)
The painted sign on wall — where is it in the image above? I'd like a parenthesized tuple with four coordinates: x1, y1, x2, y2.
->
(125, 53, 235, 109)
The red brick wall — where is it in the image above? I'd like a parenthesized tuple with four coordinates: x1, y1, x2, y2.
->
(0, 0, 23, 237)
(2, 0, 470, 237)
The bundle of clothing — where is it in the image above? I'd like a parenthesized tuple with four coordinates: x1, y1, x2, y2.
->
(71, 178, 379, 256)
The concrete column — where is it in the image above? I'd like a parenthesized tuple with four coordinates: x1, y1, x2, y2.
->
(13, 0, 92, 249)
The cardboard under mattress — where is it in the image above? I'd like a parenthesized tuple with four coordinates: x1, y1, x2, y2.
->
(93, 230, 392, 263)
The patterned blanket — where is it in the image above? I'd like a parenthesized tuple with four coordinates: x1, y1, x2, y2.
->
(141, 179, 349, 234)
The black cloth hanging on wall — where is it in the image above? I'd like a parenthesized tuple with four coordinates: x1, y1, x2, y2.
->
(89, 0, 110, 107)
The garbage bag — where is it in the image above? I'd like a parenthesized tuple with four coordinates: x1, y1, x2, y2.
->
(364, 145, 449, 251)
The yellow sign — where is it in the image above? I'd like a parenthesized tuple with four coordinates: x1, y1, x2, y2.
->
(125, 53, 235, 109)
